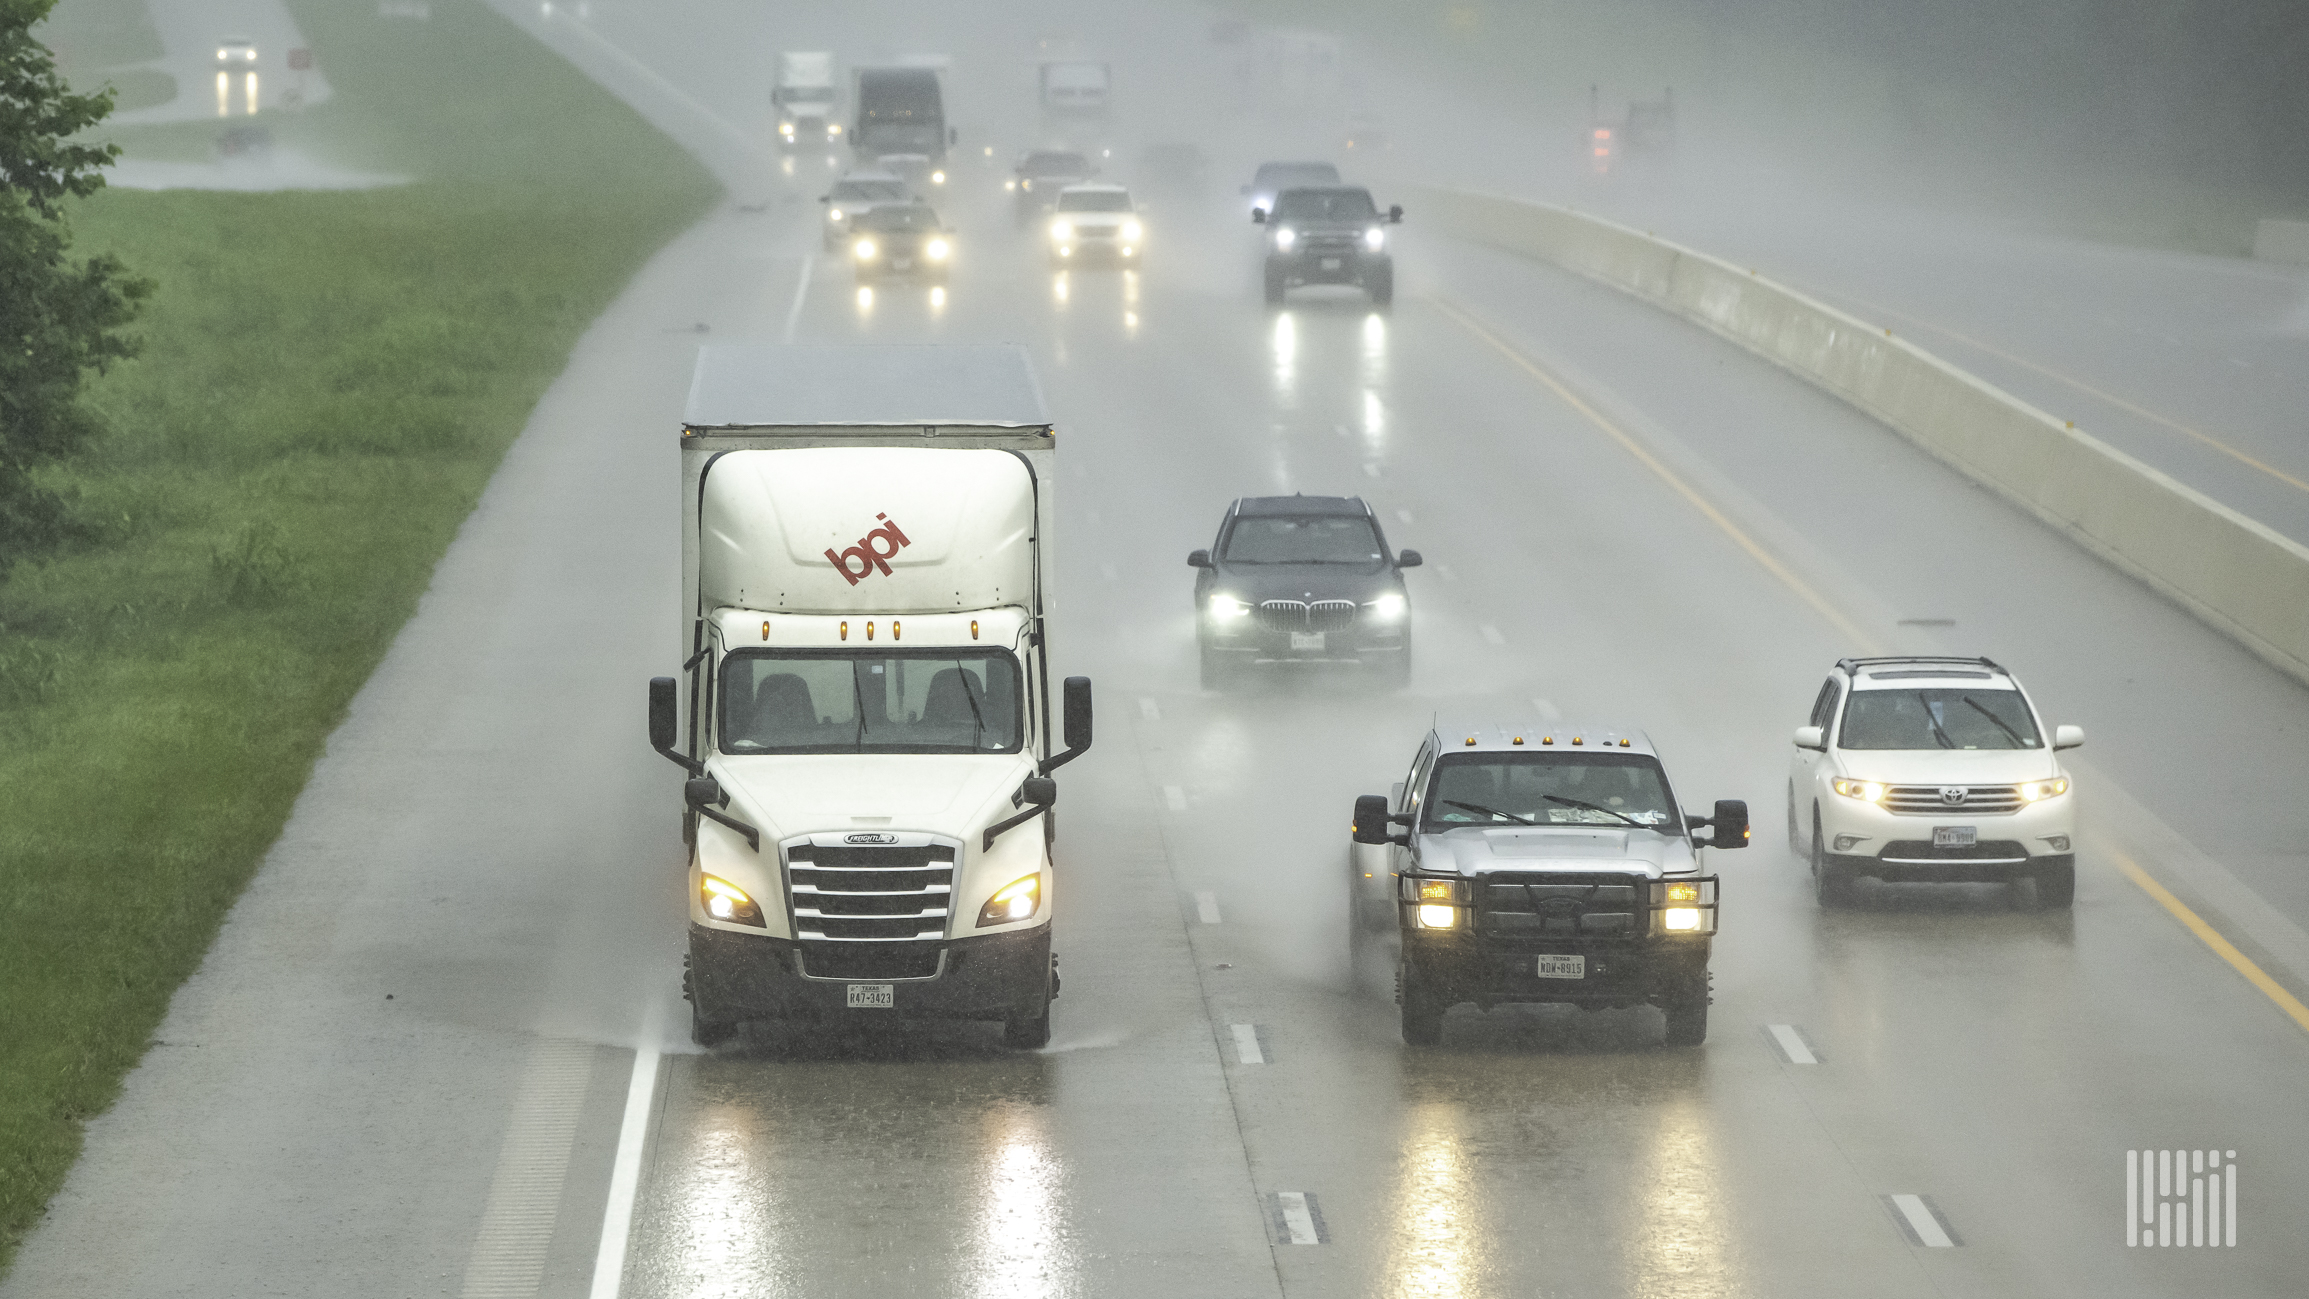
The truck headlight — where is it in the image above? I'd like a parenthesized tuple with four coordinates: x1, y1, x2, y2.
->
(701, 874, 765, 927)
(2018, 778, 2069, 801)
(1415, 904, 1459, 929)
(977, 873, 1041, 926)
(1208, 594, 1251, 620)
(1273, 227, 1296, 251)
(1363, 226, 1385, 251)
(827, 206, 843, 222)
(1051, 219, 1073, 242)
(1831, 778, 1887, 802)
(1662, 908, 1702, 931)
(1122, 220, 1143, 241)
(1365, 592, 1406, 621)
(931, 170, 946, 185)
(780, 121, 795, 137)
(853, 238, 877, 260)
(926, 238, 950, 260)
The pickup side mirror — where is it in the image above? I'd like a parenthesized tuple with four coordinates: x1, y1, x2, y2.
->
(1251, 207, 1267, 224)
(1792, 725, 1824, 751)
(1690, 799, 1750, 849)
(1388, 203, 1404, 223)
(2053, 724, 2084, 750)
(1352, 793, 1395, 845)
(1396, 548, 1422, 568)
(1187, 548, 1213, 568)
(1043, 676, 1094, 773)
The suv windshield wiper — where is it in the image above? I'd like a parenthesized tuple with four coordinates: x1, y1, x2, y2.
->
(1962, 695, 2028, 748)
(1544, 794, 1644, 828)
(1439, 799, 1537, 826)
(1919, 693, 1956, 748)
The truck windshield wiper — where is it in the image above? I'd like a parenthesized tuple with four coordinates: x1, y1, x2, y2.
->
(1962, 695, 2027, 748)
(851, 666, 870, 751)
(1920, 693, 1956, 748)
(1440, 799, 1538, 826)
(956, 663, 987, 749)
(1543, 794, 1644, 827)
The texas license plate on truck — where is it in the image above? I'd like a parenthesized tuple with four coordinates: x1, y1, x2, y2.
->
(847, 983, 894, 1008)
(1933, 826, 1978, 847)
(1536, 954, 1585, 979)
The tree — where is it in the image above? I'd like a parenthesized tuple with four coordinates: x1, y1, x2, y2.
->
(1, 0, 150, 572)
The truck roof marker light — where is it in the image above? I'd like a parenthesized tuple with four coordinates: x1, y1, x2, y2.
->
(1464, 737, 1476, 746)
(970, 619, 979, 640)
(1512, 736, 1523, 745)
(892, 620, 900, 641)
(1619, 738, 1631, 747)
(761, 621, 770, 641)
(840, 621, 848, 641)
(1542, 736, 1555, 744)
(1572, 736, 1584, 745)
(866, 621, 875, 640)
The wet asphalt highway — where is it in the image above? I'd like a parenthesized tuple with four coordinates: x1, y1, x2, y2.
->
(7, 3, 2308, 1297)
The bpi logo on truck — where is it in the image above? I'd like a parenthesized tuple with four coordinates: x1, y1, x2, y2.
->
(825, 513, 912, 586)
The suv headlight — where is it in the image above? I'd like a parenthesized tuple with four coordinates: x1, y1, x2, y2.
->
(1831, 778, 1887, 802)
(1364, 592, 1406, 621)
(853, 238, 877, 260)
(1208, 594, 1251, 620)
(1364, 226, 1385, 251)
(700, 874, 765, 927)
(926, 238, 950, 260)
(977, 873, 1041, 926)
(2019, 778, 2070, 801)
(1273, 227, 1296, 251)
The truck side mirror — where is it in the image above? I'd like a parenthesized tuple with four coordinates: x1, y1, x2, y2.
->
(649, 676, 679, 750)
(1388, 204, 1404, 223)
(1043, 676, 1094, 773)
(2053, 724, 2084, 750)
(1251, 207, 1266, 224)
(1187, 548, 1213, 568)
(1699, 799, 1749, 849)
(1396, 549, 1422, 568)
(1352, 794, 1395, 845)
(685, 776, 723, 808)
(1792, 725, 1824, 751)
(1022, 776, 1057, 807)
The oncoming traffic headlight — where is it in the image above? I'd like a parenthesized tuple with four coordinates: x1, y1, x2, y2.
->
(1663, 908, 1702, 931)
(1831, 778, 1887, 802)
(976, 873, 1041, 927)
(853, 238, 878, 261)
(1208, 594, 1251, 620)
(1273, 227, 1297, 251)
(1051, 219, 1074, 242)
(926, 238, 950, 261)
(2019, 778, 2070, 801)
(1415, 904, 1458, 929)
(700, 874, 765, 927)
(1122, 219, 1143, 241)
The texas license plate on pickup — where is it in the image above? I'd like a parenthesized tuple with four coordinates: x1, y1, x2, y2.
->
(1933, 826, 1978, 847)
(1536, 954, 1586, 979)
(1319, 257, 1342, 270)
(847, 983, 894, 1008)
(1290, 632, 1325, 651)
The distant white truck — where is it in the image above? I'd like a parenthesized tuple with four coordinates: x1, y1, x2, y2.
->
(774, 51, 840, 147)
(649, 344, 1092, 1049)
(1039, 61, 1110, 115)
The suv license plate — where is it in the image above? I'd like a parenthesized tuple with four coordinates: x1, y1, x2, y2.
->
(1933, 826, 1978, 847)
(1290, 632, 1325, 651)
(1536, 954, 1585, 979)
(1320, 257, 1342, 270)
(847, 983, 895, 1009)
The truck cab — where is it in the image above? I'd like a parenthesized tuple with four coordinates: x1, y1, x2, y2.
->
(774, 51, 840, 148)
(649, 345, 1090, 1049)
(1350, 719, 1746, 1046)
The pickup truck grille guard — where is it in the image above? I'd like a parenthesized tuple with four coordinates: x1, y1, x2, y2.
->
(1425, 871, 1719, 941)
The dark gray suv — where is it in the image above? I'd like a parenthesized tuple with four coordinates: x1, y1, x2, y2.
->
(1254, 186, 1402, 307)
(1188, 495, 1419, 688)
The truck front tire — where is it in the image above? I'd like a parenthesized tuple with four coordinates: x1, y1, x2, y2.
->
(1661, 976, 1709, 1047)
(684, 958, 739, 1047)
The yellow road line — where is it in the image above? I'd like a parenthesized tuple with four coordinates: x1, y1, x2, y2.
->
(2114, 854, 2309, 1036)
(1433, 290, 2309, 1040)
(1428, 294, 1883, 653)
(1798, 282, 2309, 498)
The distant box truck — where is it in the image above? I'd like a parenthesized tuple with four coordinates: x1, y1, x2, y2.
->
(649, 344, 1092, 1049)
(773, 51, 839, 148)
(1039, 61, 1110, 114)
(853, 66, 950, 170)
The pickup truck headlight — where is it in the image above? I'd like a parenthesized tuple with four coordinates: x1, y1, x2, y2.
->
(1364, 592, 1406, 621)
(1662, 908, 1702, 931)
(827, 206, 844, 222)
(931, 170, 946, 185)
(1051, 219, 1074, 242)
(926, 238, 950, 261)
(2019, 778, 2069, 801)
(1273, 227, 1297, 251)
(1363, 226, 1385, 251)
(1831, 778, 1887, 802)
(1208, 594, 1251, 620)
(977, 873, 1041, 926)
(1415, 904, 1460, 929)
(701, 874, 765, 927)
(853, 238, 877, 260)
(1122, 219, 1143, 241)
(779, 120, 795, 138)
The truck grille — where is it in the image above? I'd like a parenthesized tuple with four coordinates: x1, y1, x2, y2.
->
(1477, 872, 1644, 937)
(783, 836, 954, 942)
(1255, 599, 1358, 634)
(1882, 785, 2024, 815)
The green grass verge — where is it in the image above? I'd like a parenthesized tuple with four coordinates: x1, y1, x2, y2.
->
(0, 0, 717, 1273)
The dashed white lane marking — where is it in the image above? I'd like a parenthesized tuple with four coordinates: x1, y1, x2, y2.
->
(779, 250, 815, 343)
(1230, 1023, 1266, 1065)
(1138, 696, 1161, 721)
(1529, 697, 1562, 721)
(460, 1039, 594, 1299)
(1195, 891, 1222, 924)
(1766, 1024, 1821, 1064)
(1886, 1194, 1959, 1248)
(585, 1041, 663, 1299)
(1436, 563, 1458, 581)
(1362, 462, 1380, 478)
(1270, 1191, 1328, 1244)
(1395, 508, 1413, 524)
(1100, 562, 1118, 580)
(1164, 785, 1188, 811)
(1479, 624, 1506, 646)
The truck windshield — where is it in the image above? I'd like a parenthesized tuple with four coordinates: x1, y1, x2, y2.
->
(1839, 688, 2042, 750)
(1255, 163, 1339, 190)
(1057, 191, 1133, 212)
(832, 179, 908, 203)
(857, 205, 940, 232)
(1022, 152, 1091, 176)
(783, 87, 834, 103)
(1272, 189, 1377, 223)
(720, 650, 1022, 754)
(1222, 515, 1382, 564)
(1424, 753, 1681, 831)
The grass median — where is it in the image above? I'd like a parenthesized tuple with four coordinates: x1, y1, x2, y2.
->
(0, 0, 717, 1270)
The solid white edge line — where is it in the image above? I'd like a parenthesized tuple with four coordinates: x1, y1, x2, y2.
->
(1195, 890, 1222, 924)
(1767, 1023, 1818, 1064)
(586, 1045, 662, 1299)
(1890, 1194, 1954, 1248)
(781, 250, 815, 343)
(1276, 1191, 1319, 1244)
(1231, 1023, 1265, 1065)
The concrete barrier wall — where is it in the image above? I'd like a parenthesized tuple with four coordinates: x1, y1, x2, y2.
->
(1411, 185, 2309, 687)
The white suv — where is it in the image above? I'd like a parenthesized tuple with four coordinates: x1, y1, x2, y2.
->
(1789, 657, 2083, 907)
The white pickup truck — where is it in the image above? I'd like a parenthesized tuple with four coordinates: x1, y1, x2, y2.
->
(648, 344, 1091, 1048)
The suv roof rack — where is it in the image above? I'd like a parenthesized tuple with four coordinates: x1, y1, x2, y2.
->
(1835, 655, 2005, 675)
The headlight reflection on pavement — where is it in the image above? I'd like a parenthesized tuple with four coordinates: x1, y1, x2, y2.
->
(1385, 1105, 1474, 1297)
(968, 1117, 1068, 1298)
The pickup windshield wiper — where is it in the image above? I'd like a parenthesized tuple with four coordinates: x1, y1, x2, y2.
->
(1544, 794, 1644, 827)
(1962, 695, 2028, 748)
(1440, 799, 1538, 827)
(1919, 693, 1956, 748)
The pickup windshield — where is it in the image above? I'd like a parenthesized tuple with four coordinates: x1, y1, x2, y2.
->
(1057, 191, 1133, 212)
(720, 649, 1022, 754)
(856, 205, 941, 233)
(1272, 188, 1377, 223)
(831, 179, 907, 203)
(1424, 753, 1681, 831)
(1840, 687, 2042, 750)
(1222, 515, 1381, 564)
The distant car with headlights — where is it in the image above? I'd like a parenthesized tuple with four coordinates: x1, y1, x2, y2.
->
(1241, 160, 1339, 218)
(216, 36, 257, 67)
(1790, 656, 2082, 908)
(1009, 150, 1096, 223)
(1256, 186, 1401, 307)
(1188, 494, 1416, 688)
(1350, 720, 1747, 1046)
(819, 170, 911, 250)
(1047, 184, 1141, 266)
(849, 203, 953, 283)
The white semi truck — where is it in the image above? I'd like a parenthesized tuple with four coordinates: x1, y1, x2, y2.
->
(773, 51, 840, 148)
(648, 344, 1092, 1048)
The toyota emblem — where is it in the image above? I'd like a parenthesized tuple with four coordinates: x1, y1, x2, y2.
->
(1939, 786, 1967, 805)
